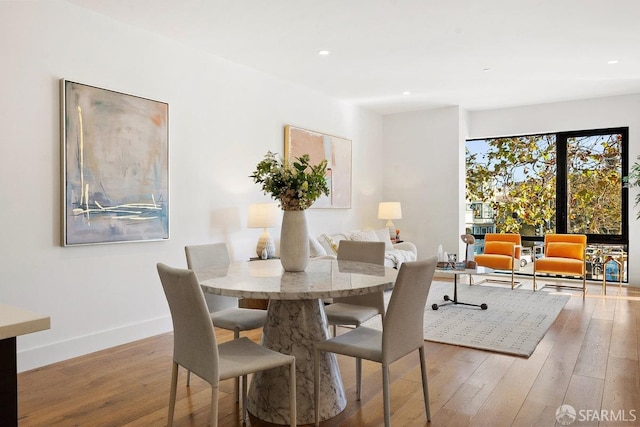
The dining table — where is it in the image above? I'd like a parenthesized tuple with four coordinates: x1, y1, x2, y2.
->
(197, 258, 398, 425)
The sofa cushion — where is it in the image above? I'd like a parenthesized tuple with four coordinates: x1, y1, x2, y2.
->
(320, 234, 340, 254)
(373, 228, 395, 251)
(348, 228, 394, 251)
(348, 229, 378, 242)
(484, 241, 515, 257)
(309, 235, 327, 257)
(546, 242, 584, 260)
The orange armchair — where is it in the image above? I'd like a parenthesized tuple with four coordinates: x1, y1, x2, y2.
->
(474, 233, 521, 289)
(533, 234, 587, 296)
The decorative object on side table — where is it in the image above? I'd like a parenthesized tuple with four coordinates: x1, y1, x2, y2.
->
(378, 202, 402, 240)
(251, 151, 329, 272)
(460, 234, 477, 268)
(248, 202, 281, 258)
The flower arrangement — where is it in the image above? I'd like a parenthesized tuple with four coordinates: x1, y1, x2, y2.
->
(250, 151, 330, 211)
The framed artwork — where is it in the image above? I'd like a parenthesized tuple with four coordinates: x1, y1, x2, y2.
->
(284, 125, 351, 209)
(61, 80, 169, 246)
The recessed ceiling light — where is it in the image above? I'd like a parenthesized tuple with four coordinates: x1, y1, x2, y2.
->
(482, 68, 492, 72)
(608, 59, 619, 64)
(402, 91, 411, 95)
(318, 50, 330, 56)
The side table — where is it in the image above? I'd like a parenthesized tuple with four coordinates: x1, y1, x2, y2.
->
(432, 267, 493, 310)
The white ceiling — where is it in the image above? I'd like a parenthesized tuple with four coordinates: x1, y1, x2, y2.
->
(66, 0, 640, 114)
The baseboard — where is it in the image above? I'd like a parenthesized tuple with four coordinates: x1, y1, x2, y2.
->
(17, 315, 173, 373)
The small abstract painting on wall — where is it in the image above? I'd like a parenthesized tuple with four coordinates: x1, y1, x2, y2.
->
(61, 80, 169, 246)
(285, 125, 351, 209)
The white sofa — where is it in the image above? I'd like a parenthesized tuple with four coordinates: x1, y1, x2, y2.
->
(310, 229, 417, 269)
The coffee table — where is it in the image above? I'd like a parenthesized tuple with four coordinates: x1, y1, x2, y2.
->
(432, 266, 493, 310)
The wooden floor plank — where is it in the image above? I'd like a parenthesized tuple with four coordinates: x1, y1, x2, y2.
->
(600, 356, 640, 427)
(573, 318, 612, 380)
(468, 337, 552, 426)
(563, 374, 605, 427)
(442, 353, 514, 416)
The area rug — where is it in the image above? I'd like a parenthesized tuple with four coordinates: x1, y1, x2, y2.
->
(362, 281, 571, 357)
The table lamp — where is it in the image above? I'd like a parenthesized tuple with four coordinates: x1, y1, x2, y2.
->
(378, 202, 402, 239)
(248, 203, 281, 258)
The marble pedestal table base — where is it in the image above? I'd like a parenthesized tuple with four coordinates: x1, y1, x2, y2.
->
(247, 299, 346, 425)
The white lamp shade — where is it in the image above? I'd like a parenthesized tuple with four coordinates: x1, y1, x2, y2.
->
(377, 202, 402, 220)
(248, 203, 281, 228)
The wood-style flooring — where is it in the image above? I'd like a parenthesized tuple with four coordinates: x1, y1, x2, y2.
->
(17, 278, 640, 426)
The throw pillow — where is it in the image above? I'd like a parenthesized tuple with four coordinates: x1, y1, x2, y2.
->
(321, 234, 339, 254)
(374, 228, 394, 251)
(348, 229, 378, 242)
(309, 235, 327, 257)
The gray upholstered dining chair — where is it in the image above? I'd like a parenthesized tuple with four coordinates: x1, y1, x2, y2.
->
(314, 257, 437, 427)
(157, 263, 296, 427)
(185, 243, 268, 397)
(324, 240, 386, 336)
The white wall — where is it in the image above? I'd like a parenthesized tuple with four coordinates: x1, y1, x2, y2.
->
(382, 96, 640, 286)
(0, 1, 385, 371)
(381, 107, 464, 259)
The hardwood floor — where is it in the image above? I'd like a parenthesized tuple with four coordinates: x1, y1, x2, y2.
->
(17, 279, 640, 426)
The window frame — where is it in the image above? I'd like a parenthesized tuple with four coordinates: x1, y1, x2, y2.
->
(555, 127, 629, 246)
(466, 126, 629, 247)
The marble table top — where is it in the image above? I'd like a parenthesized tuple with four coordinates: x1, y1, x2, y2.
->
(198, 259, 397, 300)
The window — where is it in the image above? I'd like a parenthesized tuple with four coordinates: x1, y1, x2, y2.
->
(466, 127, 628, 281)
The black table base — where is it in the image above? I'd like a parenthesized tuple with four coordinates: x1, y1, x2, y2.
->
(0, 337, 18, 427)
(432, 273, 488, 310)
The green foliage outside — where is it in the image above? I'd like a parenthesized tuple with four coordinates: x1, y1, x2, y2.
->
(623, 155, 640, 220)
(466, 134, 623, 236)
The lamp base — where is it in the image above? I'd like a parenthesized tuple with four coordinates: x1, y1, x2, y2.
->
(386, 220, 396, 239)
(256, 229, 276, 259)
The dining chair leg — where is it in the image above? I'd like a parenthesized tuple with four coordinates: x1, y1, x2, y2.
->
(186, 370, 191, 386)
(168, 362, 179, 427)
(234, 329, 241, 403)
(356, 358, 362, 401)
(210, 385, 219, 427)
(382, 365, 391, 427)
(289, 360, 297, 427)
(419, 346, 431, 421)
(242, 374, 248, 424)
(332, 324, 337, 337)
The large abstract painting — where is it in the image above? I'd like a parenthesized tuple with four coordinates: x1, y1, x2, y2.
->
(61, 80, 169, 246)
(284, 125, 351, 209)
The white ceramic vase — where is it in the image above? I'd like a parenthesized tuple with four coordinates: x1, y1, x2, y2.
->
(280, 210, 309, 272)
